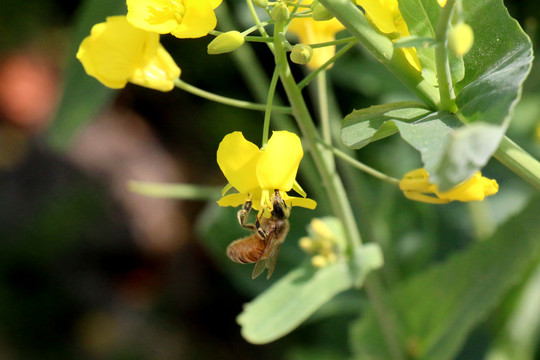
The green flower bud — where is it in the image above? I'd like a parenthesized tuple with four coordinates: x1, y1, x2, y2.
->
(253, 0, 268, 8)
(449, 22, 474, 57)
(271, 3, 290, 22)
(312, 3, 334, 21)
(207, 31, 245, 55)
(290, 44, 313, 65)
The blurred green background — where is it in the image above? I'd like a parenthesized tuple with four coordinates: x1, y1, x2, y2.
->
(0, 0, 539, 359)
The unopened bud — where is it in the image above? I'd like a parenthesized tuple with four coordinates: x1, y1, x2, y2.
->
(312, 3, 334, 21)
(449, 23, 474, 57)
(311, 255, 329, 268)
(207, 31, 245, 55)
(290, 44, 313, 65)
(271, 3, 290, 22)
(253, 0, 268, 8)
(299, 237, 314, 252)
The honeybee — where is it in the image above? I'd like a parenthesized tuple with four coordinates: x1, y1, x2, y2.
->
(227, 190, 290, 279)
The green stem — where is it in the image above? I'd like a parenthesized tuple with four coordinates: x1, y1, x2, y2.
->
(273, 20, 362, 251)
(128, 181, 221, 200)
(262, 67, 281, 146)
(494, 136, 540, 190)
(309, 36, 359, 49)
(434, 0, 457, 112)
(173, 78, 291, 114)
(325, 144, 400, 185)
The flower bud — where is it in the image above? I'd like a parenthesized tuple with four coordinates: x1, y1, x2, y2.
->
(290, 44, 313, 65)
(253, 0, 268, 8)
(271, 3, 290, 22)
(207, 31, 245, 55)
(312, 3, 334, 21)
(449, 22, 474, 57)
(311, 255, 329, 268)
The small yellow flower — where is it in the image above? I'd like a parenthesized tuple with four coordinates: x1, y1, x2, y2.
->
(355, 0, 421, 71)
(399, 168, 499, 204)
(287, 0, 345, 69)
(438, 0, 447, 7)
(216, 131, 317, 213)
(76, 16, 180, 91)
(126, 0, 222, 39)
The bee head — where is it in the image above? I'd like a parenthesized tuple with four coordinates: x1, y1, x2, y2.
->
(271, 190, 290, 219)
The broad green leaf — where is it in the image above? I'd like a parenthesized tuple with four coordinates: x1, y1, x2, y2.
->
(238, 244, 382, 344)
(341, 102, 431, 149)
(455, 0, 533, 127)
(48, 0, 126, 150)
(393, 112, 503, 190)
(350, 196, 540, 360)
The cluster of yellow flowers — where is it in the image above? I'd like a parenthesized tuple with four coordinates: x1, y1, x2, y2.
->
(77, 0, 222, 91)
(77, 0, 495, 216)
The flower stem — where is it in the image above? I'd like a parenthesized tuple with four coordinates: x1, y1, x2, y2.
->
(262, 67, 281, 146)
(495, 136, 540, 190)
(173, 78, 291, 114)
(324, 144, 400, 185)
(128, 181, 221, 200)
(434, 0, 457, 112)
(273, 20, 363, 251)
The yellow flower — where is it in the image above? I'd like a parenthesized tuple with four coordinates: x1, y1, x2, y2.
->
(399, 168, 499, 204)
(216, 131, 317, 213)
(126, 0, 222, 38)
(438, 0, 447, 7)
(76, 16, 180, 91)
(355, 0, 421, 71)
(287, 0, 345, 69)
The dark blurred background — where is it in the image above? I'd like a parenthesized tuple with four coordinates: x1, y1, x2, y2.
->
(0, 0, 539, 359)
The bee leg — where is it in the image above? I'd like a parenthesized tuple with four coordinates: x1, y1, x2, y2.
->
(237, 200, 256, 231)
(256, 218, 267, 239)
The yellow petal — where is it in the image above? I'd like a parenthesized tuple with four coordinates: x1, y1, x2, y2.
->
(171, 0, 219, 38)
(217, 192, 249, 208)
(217, 132, 261, 194)
(76, 16, 152, 89)
(126, 0, 180, 34)
(257, 131, 303, 191)
(356, 0, 398, 34)
(130, 43, 181, 91)
(437, 172, 499, 202)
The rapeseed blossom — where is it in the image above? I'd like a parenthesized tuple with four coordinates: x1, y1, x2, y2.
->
(217, 131, 316, 215)
(126, 0, 222, 38)
(399, 168, 499, 204)
(355, 0, 421, 71)
(76, 16, 180, 91)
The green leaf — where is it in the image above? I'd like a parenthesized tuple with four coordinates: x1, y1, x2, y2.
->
(341, 102, 431, 149)
(238, 262, 354, 344)
(48, 0, 126, 151)
(238, 243, 383, 344)
(455, 0, 533, 127)
(350, 196, 540, 360)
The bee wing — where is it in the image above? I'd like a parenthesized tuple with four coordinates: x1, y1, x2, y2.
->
(251, 232, 281, 279)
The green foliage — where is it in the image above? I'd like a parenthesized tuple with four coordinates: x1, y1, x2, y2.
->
(350, 196, 540, 360)
(340, 0, 533, 189)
